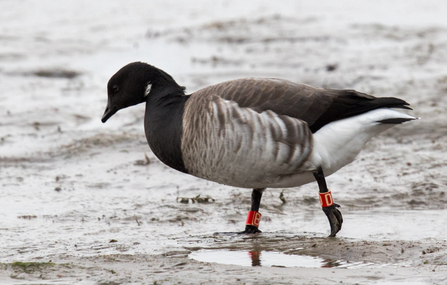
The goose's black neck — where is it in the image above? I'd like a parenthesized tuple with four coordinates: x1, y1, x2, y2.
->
(144, 89, 190, 174)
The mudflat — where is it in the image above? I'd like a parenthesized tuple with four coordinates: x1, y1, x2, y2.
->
(1, 1, 446, 284)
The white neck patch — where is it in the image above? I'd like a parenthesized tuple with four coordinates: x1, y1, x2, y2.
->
(144, 82, 152, 97)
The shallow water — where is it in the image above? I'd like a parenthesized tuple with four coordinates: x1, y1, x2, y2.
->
(1, 0, 447, 284)
(190, 250, 326, 268)
(189, 249, 388, 268)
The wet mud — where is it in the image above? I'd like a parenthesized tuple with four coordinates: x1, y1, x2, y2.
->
(1, 0, 447, 284)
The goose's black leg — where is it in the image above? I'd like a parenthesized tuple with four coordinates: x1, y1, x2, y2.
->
(239, 188, 264, 234)
(313, 167, 343, 237)
(214, 188, 264, 236)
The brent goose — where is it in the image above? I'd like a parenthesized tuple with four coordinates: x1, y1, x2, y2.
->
(102, 62, 416, 237)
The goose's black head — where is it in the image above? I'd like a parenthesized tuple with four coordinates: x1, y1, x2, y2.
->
(102, 62, 184, 123)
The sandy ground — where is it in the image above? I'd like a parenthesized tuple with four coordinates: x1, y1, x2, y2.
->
(1, 0, 447, 284)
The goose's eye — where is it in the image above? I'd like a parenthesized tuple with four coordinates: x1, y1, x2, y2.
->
(111, 85, 119, 93)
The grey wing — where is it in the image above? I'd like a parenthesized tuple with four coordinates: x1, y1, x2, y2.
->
(181, 94, 314, 188)
(213, 78, 335, 130)
(202, 78, 411, 133)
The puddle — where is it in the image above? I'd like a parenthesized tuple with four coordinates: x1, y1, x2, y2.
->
(189, 249, 380, 268)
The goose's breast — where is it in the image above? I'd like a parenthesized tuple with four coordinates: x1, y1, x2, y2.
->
(181, 96, 314, 188)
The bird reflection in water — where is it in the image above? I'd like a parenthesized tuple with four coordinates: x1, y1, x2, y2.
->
(248, 251, 262, 267)
(247, 250, 339, 268)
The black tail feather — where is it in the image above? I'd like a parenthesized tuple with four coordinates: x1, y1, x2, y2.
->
(378, 117, 415, 124)
(310, 90, 413, 132)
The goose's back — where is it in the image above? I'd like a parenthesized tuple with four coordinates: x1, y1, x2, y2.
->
(181, 78, 318, 188)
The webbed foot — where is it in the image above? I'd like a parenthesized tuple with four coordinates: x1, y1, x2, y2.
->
(238, 225, 262, 234)
(322, 203, 343, 237)
(213, 225, 261, 236)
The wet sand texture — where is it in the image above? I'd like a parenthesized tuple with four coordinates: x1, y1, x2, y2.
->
(1, 0, 447, 284)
